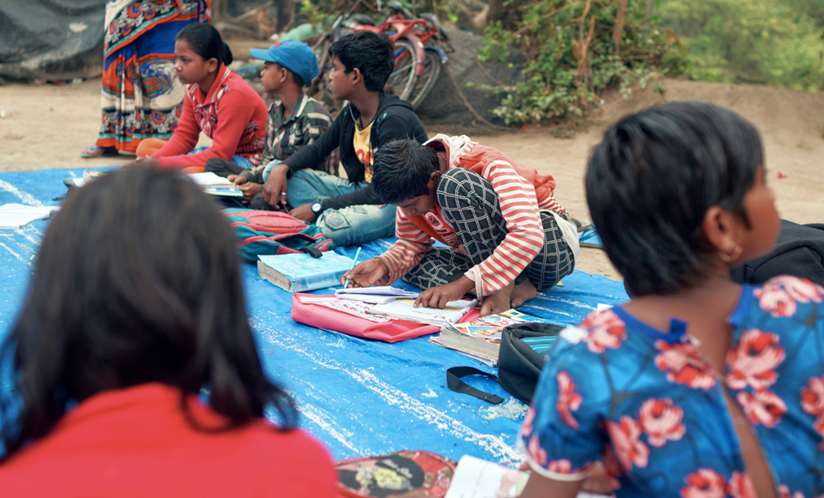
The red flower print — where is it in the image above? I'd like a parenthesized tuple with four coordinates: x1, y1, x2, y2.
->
(580, 310, 627, 353)
(637, 398, 686, 447)
(527, 435, 547, 467)
(736, 390, 788, 428)
(814, 417, 824, 436)
(655, 341, 716, 390)
(545, 459, 593, 477)
(520, 407, 536, 437)
(680, 469, 727, 498)
(556, 371, 583, 430)
(766, 276, 824, 303)
(802, 376, 824, 417)
(727, 471, 756, 498)
(753, 276, 822, 318)
(754, 286, 797, 318)
(605, 416, 649, 471)
(725, 329, 785, 391)
(779, 484, 805, 498)
(547, 459, 571, 474)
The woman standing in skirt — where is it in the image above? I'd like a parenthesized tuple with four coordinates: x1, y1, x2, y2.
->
(81, 0, 210, 158)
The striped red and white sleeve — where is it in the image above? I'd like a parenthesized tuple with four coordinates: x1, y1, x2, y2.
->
(472, 160, 545, 297)
(376, 209, 433, 284)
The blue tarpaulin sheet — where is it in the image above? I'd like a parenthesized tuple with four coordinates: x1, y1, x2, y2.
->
(0, 168, 628, 465)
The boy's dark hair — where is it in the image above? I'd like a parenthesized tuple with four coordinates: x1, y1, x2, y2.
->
(0, 166, 296, 455)
(586, 101, 762, 297)
(176, 22, 234, 66)
(372, 139, 438, 204)
(275, 62, 305, 88)
(329, 31, 394, 92)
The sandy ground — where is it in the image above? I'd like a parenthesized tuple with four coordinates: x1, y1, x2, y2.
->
(1, 77, 822, 281)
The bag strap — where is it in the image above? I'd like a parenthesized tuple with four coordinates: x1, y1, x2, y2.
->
(446, 367, 503, 404)
(300, 246, 323, 258)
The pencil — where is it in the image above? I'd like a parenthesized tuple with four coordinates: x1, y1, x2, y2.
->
(343, 247, 362, 288)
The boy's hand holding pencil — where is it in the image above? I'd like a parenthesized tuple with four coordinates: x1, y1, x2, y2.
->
(341, 257, 390, 288)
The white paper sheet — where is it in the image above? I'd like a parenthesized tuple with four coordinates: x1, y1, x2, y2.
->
(0, 204, 59, 229)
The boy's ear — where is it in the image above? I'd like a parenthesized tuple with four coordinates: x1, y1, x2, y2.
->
(430, 170, 442, 184)
(351, 67, 363, 86)
(702, 206, 740, 256)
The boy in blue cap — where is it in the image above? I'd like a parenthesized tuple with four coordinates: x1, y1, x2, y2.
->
(260, 32, 428, 247)
(205, 40, 333, 206)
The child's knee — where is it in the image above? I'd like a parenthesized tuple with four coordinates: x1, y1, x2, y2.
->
(135, 138, 166, 157)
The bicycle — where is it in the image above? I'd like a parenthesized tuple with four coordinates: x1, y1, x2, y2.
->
(307, 0, 450, 112)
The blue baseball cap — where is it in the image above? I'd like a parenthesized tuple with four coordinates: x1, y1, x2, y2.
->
(250, 41, 319, 88)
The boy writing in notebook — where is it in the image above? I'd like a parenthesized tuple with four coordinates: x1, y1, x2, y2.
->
(260, 32, 428, 247)
(204, 40, 333, 207)
(343, 135, 580, 316)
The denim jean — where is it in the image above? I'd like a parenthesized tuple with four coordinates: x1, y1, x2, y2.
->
(286, 169, 396, 247)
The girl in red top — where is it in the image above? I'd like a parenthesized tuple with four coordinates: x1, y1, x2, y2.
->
(0, 165, 336, 497)
(132, 23, 268, 172)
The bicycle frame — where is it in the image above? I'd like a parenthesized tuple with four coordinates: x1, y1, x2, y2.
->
(352, 16, 428, 77)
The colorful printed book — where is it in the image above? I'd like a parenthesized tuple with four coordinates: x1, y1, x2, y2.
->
(438, 309, 533, 361)
(428, 336, 497, 367)
(257, 252, 355, 292)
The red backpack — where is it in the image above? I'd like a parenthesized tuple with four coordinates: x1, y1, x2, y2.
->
(223, 209, 336, 262)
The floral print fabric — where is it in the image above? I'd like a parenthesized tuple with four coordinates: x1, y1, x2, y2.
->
(519, 276, 824, 497)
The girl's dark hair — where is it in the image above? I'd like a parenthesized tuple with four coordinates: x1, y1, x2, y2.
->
(329, 31, 394, 92)
(0, 166, 296, 455)
(176, 23, 233, 66)
(372, 139, 438, 204)
(586, 101, 762, 297)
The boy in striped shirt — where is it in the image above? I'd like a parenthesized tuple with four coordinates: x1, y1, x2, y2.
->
(343, 134, 580, 316)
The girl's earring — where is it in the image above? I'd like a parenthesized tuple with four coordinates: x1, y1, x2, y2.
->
(720, 243, 743, 263)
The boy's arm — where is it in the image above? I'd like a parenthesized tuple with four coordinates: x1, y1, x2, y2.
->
(281, 110, 342, 176)
(302, 102, 332, 144)
(151, 93, 200, 160)
(157, 89, 256, 168)
(256, 106, 276, 172)
(468, 160, 546, 297)
(376, 209, 433, 283)
(238, 165, 264, 184)
(262, 108, 341, 204)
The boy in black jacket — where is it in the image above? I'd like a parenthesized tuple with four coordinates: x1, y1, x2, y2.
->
(260, 31, 428, 246)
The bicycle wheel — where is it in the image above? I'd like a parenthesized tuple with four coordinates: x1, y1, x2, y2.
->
(307, 39, 342, 114)
(409, 48, 442, 109)
(384, 39, 418, 102)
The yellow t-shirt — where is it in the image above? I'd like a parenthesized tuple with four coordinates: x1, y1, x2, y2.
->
(353, 121, 374, 182)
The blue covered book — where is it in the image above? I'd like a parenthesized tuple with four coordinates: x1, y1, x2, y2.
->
(257, 252, 355, 292)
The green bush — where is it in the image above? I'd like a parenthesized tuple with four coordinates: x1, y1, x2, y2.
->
(479, 0, 687, 124)
(658, 0, 824, 91)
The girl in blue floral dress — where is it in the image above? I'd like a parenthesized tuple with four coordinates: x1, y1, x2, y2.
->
(519, 102, 824, 498)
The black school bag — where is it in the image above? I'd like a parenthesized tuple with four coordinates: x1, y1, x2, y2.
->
(731, 220, 824, 287)
(446, 322, 563, 405)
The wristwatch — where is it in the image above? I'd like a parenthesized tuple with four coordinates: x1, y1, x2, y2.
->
(311, 200, 323, 214)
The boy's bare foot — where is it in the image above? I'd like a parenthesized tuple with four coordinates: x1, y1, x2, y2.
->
(511, 278, 537, 308)
(480, 282, 514, 316)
